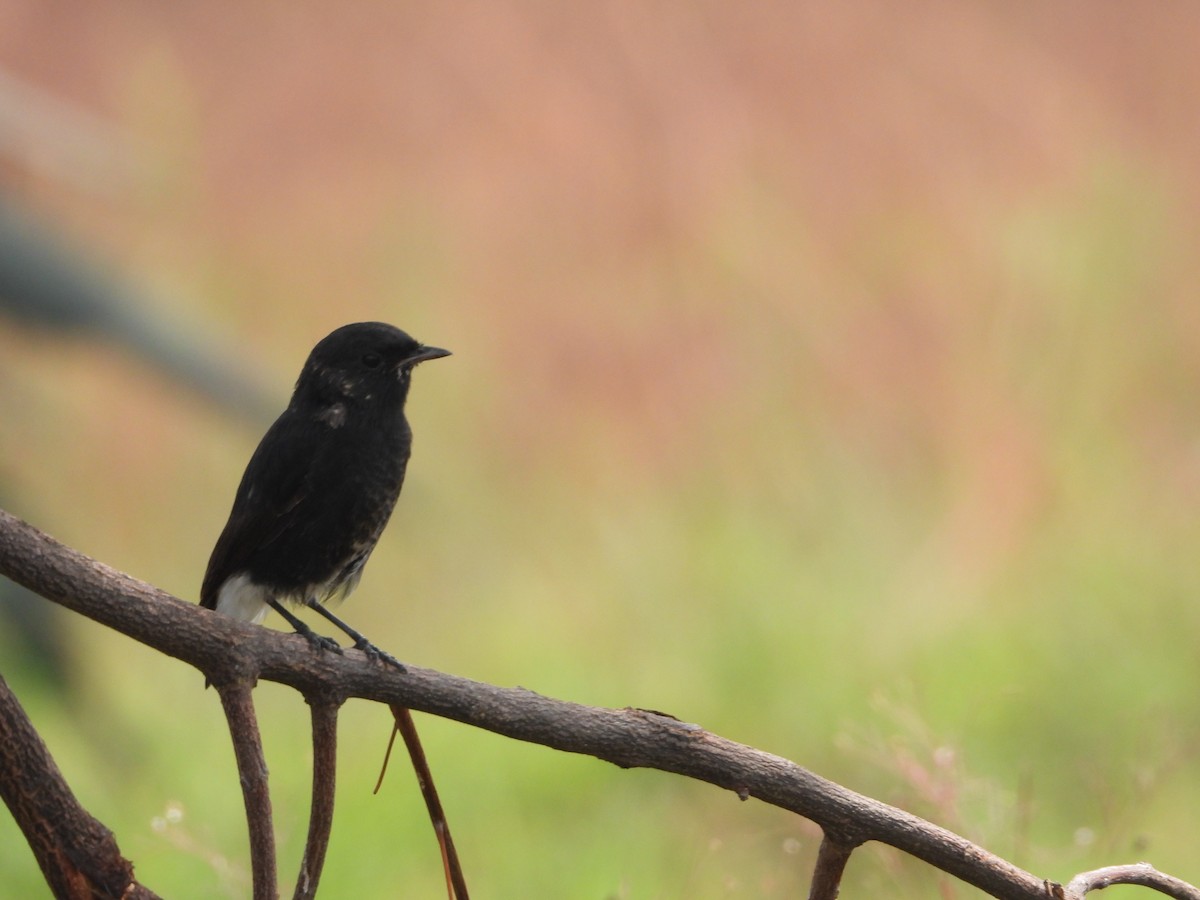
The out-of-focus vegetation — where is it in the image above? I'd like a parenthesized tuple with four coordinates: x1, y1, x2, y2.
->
(2, 3, 1200, 896)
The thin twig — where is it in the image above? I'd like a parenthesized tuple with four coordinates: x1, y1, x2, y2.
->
(216, 681, 277, 900)
(1065, 863, 1200, 900)
(808, 833, 856, 900)
(293, 698, 342, 900)
(373, 720, 400, 794)
(390, 705, 470, 900)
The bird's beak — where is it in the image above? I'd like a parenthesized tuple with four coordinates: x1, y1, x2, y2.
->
(402, 345, 451, 367)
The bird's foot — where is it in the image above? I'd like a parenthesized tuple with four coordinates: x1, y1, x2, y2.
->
(353, 638, 407, 672)
(294, 623, 344, 656)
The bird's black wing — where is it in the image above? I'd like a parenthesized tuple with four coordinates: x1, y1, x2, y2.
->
(200, 407, 320, 608)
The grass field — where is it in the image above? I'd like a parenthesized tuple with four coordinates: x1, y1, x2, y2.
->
(2, 4, 1200, 896)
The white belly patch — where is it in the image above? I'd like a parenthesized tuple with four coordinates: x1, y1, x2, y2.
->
(215, 573, 271, 624)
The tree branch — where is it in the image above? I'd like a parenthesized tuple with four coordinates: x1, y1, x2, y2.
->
(1, 507, 1196, 900)
(808, 833, 856, 900)
(215, 680, 277, 900)
(0, 671, 160, 899)
(294, 697, 340, 900)
(1064, 864, 1200, 900)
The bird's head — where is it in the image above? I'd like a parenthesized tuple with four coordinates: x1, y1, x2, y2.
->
(293, 321, 450, 410)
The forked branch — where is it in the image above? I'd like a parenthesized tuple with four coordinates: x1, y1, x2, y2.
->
(1, 508, 1197, 900)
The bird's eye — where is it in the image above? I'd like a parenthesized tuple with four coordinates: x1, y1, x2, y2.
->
(362, 353, 383, 369)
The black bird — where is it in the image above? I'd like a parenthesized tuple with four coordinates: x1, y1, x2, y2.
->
(200, 321, 449, 668)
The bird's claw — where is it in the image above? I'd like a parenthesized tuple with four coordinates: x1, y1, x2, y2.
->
(298, 628, 344, 656)
(353, 638, 406, 672)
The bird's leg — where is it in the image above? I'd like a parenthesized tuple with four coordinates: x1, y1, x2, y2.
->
(268, 598, 344, 655)
(305, 599, 406, 672)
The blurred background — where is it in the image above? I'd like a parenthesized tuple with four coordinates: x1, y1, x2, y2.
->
(2, 2, 1199, 897)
